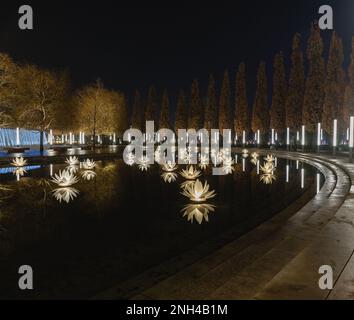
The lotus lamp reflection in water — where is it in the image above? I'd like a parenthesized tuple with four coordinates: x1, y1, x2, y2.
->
(82, 159, 96, 170)
(260, 162, 276, 184)
(81, 170, 96, 181)
(222, 157, 235, 175)
(51, 170, 79, 187)
(138, 156, 150, 171)
(181, 179, 216, 202)
(11, 157, 27, 167)
(13, 167, 27, 178)
(52, 187, 79, 203)
(181, 203, 216, 224)
(199, 155, 209, 170)
(180, 165, 201, 180)
(65, 156, 79, 166)
(161, 172, 178, 183)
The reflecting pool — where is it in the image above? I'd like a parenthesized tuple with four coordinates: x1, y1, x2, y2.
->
(0, 154, 323, 299)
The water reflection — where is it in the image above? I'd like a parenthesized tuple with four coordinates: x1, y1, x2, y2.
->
(11, 157, 27, 167)
(65, 156, 79, 166)
(52, 187, 79, 203)
(181, 203, 216, 224)
(260, 162, 276, 184)
(81, 170, 96, 181)
(161, 172, 177, 183)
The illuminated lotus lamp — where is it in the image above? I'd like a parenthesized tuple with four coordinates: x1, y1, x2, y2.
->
(162, 161, 178, 172)
(222, 157, 235, 175)
(82, 159, 96, 170)
(180, 165, 201, 180)
(65, 156, 79, 166)
(13, 167, 27, 181)
(138, 156, 150, 171)
(264, 154, 275, 163)
(181, 179, 216, 202)
(260, 162, 276, 184)
(51, 170, 79, 187)
(199, 155, 209, 170)
(250, 152, 259, 165)
(11, 157, 28, 167)
(350, 116, 354, 162)
(181, 203, 216, 224)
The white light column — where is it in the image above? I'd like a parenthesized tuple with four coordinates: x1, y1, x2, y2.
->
(286, 127, 290, 150)
(16, 127, 20, 147)
(257, 130, 260, 146)
(349, 116, 354, 162)
(317, 123, 321, 153)
(242, 130, 246, 146)
(271, 129, 275, 146)
(301, 125, 305, 151)
(333, 119, 338, 156)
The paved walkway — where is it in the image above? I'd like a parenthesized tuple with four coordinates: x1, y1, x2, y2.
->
(94, 150, 354, 300)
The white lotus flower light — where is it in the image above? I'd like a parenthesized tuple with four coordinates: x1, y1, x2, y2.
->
(82, 159, 96, 170)
(162, 161, 178, 172)
(138, 156, 150, 171)
(11, 157, 27, 167)
(51, 170, 79, 187)
(181, 179, 216, 202)
(66, 165, 79, 174)
(161, 172, 178, 183)
(181, 203, 216, 224)
(260, 162, 276, 184)
(81, 170, 96, 181)
(251, 152, 259, 159)
(13, 167, 27, 177)
(199, 155, 209, 170)
(65, 156, 79, 166)
(222, 157, 235, 174)
(264, 154, 276, 163)
(180, 165, 201, 180)
(52, 187, 79, 203)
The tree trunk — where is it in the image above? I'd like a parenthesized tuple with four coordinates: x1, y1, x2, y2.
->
(40, 130, 44, 155)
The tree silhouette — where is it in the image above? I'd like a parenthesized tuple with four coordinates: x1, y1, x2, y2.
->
(204, 74, 217, 130)
(219, 70, 231, 133)
(234, 62, 249, 135)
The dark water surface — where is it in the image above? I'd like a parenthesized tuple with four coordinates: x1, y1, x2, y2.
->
(0, 155, 322, 299)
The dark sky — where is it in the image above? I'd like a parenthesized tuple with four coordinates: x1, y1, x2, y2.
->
(0, 0, 354, 107)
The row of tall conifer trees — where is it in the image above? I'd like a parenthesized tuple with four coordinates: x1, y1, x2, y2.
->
(130, 23, 354, 145)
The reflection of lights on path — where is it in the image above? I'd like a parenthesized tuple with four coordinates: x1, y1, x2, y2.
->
(317, 173, 321, 194)
(242, 158, 245, 172)
(301, 168, 305, 189)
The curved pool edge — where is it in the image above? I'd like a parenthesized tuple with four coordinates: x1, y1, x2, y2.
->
(92, 150, 351, 300)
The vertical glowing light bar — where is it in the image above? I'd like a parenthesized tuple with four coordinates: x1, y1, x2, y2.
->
(79, 132, 82, 144)
(83, 132, 85, 144)
(69, 132, 73, 145)
(275, 132, 278, 142)
(50, 164, 53, 177)
(229, 131, 231, 144)
(301, 168, 305, 189)
(16, 127, 20, 147)
(61, 134, 64, 144)
(296, 131, 300, 141)
(271, 129, 275, 145)
(301, 125, 305, 147)
(242, 158, 245, 172)
(49, 129, 53, 145)
(347, 128, 349, 141)
(113, 133, 116, 144)
(275, 157, 278, 168)
(286, 128, 290, 147)
(286, 164, 289, 183)
(257, 160, 260, 175)
(242, 130, 246, 145)
(316, 173, 321, 194)
(349, 116, 354, 162)
(296, 160, 299, 170)
(333, 119, 338, 155)
(317, 123, 321, 151)
(235, 154, 238, 164)
(257, 130, 260, 145)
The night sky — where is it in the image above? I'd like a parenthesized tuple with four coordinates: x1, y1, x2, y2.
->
(0, 0, 354, 107)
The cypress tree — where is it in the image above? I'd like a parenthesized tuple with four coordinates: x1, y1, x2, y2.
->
(145, 85, 157, 123)
(343, 36, 354, 127)
(175, 90, 187, 131)
(302, 23, 325, 134)
(286, 33, 305, 131)
(159, 89, 170, 129)
(270, 51, 287, 133)
(234, 62, 249, 135)
(131, 89, 143, 130)
(218, 70, 231, 133)
(204, 74, 217, 130)
(188, 79, 202, 129)
(252, 62, 269, 134)
(322, 32, 345, 134)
